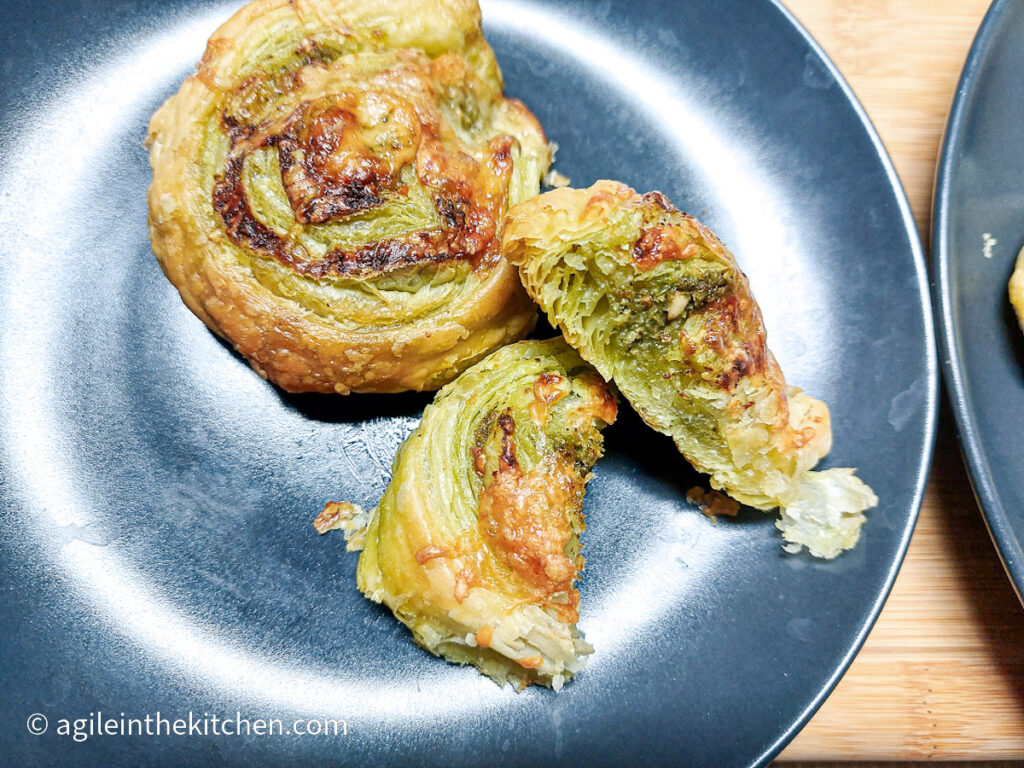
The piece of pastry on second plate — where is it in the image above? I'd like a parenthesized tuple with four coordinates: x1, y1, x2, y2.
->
(147, 0, 550, 394)
(1010, 244, 1024, 332)
(502, 180, 877, 559)
(331, 337, 617, 690)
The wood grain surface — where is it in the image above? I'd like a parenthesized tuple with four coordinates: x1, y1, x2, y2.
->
(773, 0, 1024, 761)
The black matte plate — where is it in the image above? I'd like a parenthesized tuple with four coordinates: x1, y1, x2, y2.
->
(0, 1, 936, 765)
(935, 0, 1024, 604)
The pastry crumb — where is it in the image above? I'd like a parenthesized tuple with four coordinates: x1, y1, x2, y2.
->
(314, 501, 370, 551)
(686, 486, 740, 519)
(544, 169, 571, 188)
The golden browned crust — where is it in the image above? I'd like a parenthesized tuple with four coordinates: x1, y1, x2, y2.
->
(146, 0, 549, 393)
(475, 412, 584, 623)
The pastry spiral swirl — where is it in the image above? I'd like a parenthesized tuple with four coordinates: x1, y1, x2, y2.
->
(355, 338, 617, 689)
(147, 0, 550, 393)
(503, 181, 877, 559)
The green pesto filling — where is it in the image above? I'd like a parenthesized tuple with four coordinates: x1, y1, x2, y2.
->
(528, 207, 744, 467)
(425, 341, 607, 539)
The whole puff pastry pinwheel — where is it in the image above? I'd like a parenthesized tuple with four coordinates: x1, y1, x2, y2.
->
(502, 181, 877, 559)
(352, 338, 617, 689)
(147, 0, 550, 393)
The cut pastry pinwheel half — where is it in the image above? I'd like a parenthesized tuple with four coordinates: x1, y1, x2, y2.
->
(147, 0, 550, 393)
(502, 181, 877, 559)
(334, 338, 617, 689)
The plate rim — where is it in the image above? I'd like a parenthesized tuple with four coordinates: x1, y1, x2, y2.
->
(749, 2, 939, 763)
(932, 0, 1024, 606)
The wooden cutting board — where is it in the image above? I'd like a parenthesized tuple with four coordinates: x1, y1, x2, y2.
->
(773, 0, 1024, 761)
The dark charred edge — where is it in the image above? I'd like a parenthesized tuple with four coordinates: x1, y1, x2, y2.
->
(314, 234, 466, 278)
(212, 155, 291, 259)
(641, 190, 679, 213)
(435, 195, 469, 229)
(294, 178, 386, 225)
(498, 410, 515, 435)
(485, 136, 514, 178)
(632, 225, 688, 271)
(276, 104, 391, 225)
(714, 341, 767, 392)
(701, 295, 768, 392)
(496, 410, 517, 471)
(222, 115, 256, 144)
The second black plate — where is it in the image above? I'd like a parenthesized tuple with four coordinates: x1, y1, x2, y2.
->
(935, 0, 1024, 603)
